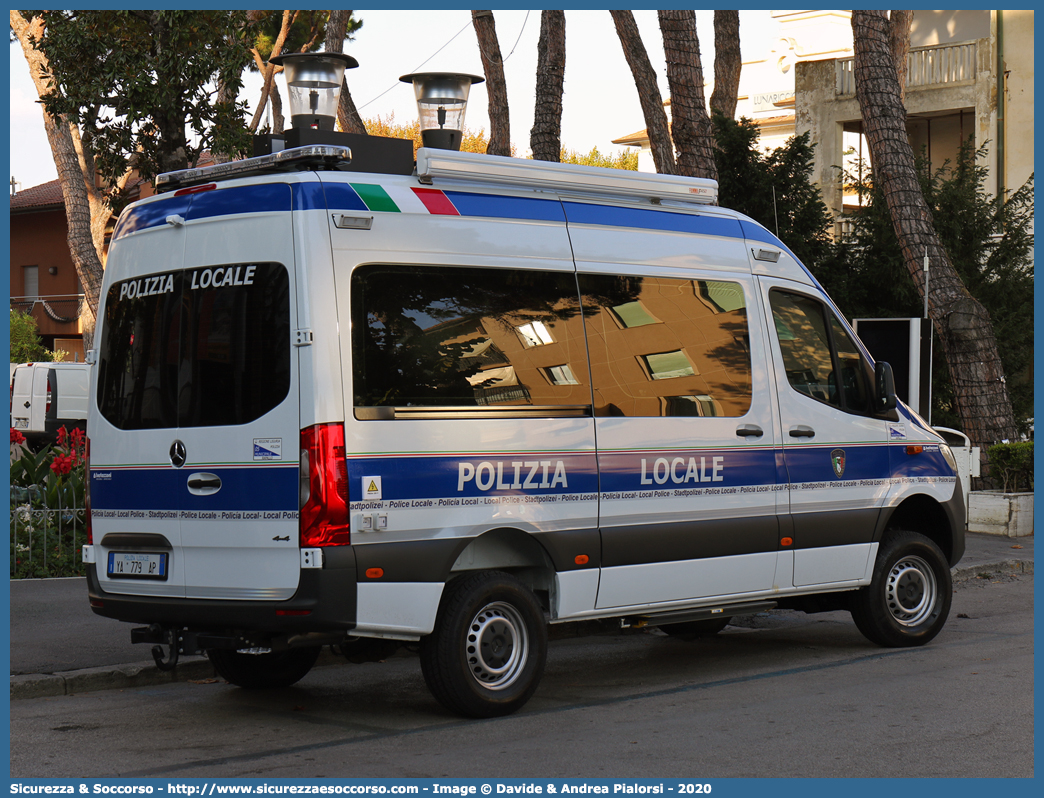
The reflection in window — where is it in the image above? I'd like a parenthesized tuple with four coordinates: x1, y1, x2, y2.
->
(351, 264, 590, 409)
(580, 275, 752, 418)
(643, 350, 697, 380)
(665, 395, 721, 417)
(770, 289, 874, 415)
(517, 321, 554, 347)
(769, 290, 837, 407)
(545, 364, 580, 385)
(610, 301, 658, 328)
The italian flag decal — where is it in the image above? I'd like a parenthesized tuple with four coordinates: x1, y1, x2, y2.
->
(344, 183, 461, 216)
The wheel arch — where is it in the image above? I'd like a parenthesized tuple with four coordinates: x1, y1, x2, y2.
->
(876, 493, 959, 565)
(448, 527, 557, 609)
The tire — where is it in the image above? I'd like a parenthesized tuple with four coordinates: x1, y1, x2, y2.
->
(420, 571, 548, 718)
(659, 617, 731, 640)
(850, 530, 952, 647)
(208, 646, 321, 689)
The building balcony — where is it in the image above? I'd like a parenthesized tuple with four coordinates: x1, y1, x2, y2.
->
(10, 294, 85, 337)
(835, 40, 978, 96)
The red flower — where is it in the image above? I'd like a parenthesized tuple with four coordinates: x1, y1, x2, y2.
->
(10, 428, 26, 445)
(50, 454, 74, 475)
(57, 426, 68, 446)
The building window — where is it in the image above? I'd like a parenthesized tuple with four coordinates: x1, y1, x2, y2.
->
(22, 265, 38, 299)
(642, 350, 697, 380)
(517, 321, 555, 347)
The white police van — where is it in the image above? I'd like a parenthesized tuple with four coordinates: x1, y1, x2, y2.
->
(83, 142, 965, 718)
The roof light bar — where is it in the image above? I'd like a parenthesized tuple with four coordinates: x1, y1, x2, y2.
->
(416, 148, 718, 205)
(155, 145, 352, 193)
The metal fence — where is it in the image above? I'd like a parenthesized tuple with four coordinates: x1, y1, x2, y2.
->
(10, 489, 87, 579)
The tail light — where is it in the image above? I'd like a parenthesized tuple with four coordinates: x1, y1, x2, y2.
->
(299, 423, 350, 547)
(85, 436, 93, 545)
(45, 373, 53, 417)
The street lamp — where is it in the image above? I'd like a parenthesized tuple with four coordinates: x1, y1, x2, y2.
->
(270, 51, 359, 131)
(399, 72, 484, 151)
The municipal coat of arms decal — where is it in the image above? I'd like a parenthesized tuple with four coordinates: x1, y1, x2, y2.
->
(831, 449, 846, 478)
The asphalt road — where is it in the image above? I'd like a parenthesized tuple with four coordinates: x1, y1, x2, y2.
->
(9, 571, 1034, 779)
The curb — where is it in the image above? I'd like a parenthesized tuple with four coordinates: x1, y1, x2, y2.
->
(11, 657, 215, 700)
(952, 558, 1033, 581)
(10, 649, 346, 701)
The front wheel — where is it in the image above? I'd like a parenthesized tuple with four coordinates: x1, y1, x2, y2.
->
(850, 531, 952, 647)
(420, 571, 548, 718)
(208, 646, 321, 689)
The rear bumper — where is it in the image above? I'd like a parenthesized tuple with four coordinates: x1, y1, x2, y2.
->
(86, 545, 358, 635)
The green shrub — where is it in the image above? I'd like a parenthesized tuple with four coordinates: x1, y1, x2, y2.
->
(986, 441, 1034, 493)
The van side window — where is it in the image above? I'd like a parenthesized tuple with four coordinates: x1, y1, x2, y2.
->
(97, 263, 290, 430)
(769, 289, 873, 415)
(351, 264, 590, 412)
(578, 274, 753, 417)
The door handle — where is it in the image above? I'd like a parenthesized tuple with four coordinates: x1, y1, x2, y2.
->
(187, 473, 222, 496)
(736, 425, 764, 438)
(789, 426, 816, 438)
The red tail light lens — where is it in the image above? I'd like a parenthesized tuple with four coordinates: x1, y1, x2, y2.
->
(45, 374, 53, 417)
(299, 423, 350, 547)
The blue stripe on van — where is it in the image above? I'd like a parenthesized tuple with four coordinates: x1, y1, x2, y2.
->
(90, 465, 298, 512)
(564, 202, 744, 239)
(113, 185, 294, 241)
(346, 452, 599, 503)
(444, 191, 567, 222)
(318, 182, 369, 212)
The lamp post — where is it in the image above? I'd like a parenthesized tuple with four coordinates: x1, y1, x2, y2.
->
(399, 72, 484, 151)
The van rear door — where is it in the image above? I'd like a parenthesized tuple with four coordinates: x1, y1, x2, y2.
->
(92, 183, 300, 600)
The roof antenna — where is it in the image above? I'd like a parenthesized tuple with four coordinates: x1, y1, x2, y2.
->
(772, 185, 779, 236)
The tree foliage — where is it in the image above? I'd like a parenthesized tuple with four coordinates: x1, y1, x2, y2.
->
(10, 310, 62, 363)
(712, 113, 834, 270)
(34, 10, 258, 205)
(819, 144, 1034, 432)
(560, 147, 638, 170)
(364, 114, 507, 157)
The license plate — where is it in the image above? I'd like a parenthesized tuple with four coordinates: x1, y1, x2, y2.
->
(107, 551, 168, 580)
(13, 418, 28, 429)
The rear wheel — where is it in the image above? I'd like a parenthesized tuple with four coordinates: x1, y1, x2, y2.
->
(659, 617, 731, 640)
(420, 571, 547, 718)
(851, 530, 952, 647)
(208, 646, 321, 689)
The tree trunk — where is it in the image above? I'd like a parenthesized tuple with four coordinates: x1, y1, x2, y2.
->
(250, 11, 295, 133)
(710, 10, 741, 119)
(851, 9, 1017, 452)
(610, 10, 675, 175)
(888, 10, 913, 102)
(472, 10, 511, 156)
(530, 10, 566, 162)
(11, 10, 104, 335)
(657, 9, 716, 180)
(326, 9, 367, 135)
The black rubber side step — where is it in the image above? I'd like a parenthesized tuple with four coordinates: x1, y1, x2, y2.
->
(623, 600, 778, 628)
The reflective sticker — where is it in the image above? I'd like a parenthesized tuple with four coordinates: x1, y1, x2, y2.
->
(363, 476, 382, 500)
(888, 422, 908, 440)
(253, 438, 282, 461)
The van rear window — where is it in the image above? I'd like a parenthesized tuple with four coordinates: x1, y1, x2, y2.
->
(97, 263, 290, 430)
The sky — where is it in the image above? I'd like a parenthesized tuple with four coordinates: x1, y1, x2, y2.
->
(8, 9, 781, 192)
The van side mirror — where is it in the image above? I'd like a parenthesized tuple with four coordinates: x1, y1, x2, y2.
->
(875, 361, 897, 411)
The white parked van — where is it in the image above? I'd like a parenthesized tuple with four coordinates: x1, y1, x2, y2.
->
(11, 361, 89, 447)
(84, 143, 965, 718)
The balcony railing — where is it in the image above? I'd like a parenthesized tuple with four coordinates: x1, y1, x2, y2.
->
(10, 294, 84, 324)
(836, 41, 978, 96)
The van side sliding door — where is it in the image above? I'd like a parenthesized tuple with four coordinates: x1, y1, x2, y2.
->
(577, 263, 785, 611)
